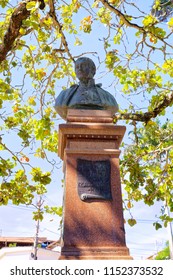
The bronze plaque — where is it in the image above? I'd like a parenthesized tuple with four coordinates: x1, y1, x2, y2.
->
(77, 159, 112, 201)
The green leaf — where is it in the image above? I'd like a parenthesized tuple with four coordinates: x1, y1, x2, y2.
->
(127, 218, 137, 227)
(0, 0, 8, 8)
(153, 222, 162, 230)
(26, 1, 37, 10)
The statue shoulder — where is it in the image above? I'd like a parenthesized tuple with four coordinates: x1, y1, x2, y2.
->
(95, 84, 119, 108)
(95, 84, 111, 96)
(61, 84, 78, 94)
(70, 84, 78, 88)
(96, 84, 112, 97)
(96, 83, 102, 88)
(55, 84, 78, 106)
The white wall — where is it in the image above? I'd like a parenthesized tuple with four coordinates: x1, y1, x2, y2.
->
(0, 246, 60, 260)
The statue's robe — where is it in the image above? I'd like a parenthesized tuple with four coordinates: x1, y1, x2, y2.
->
(54, 84, 119, 120)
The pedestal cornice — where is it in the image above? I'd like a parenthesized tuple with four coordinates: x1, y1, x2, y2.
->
(58, 123, 126, 160)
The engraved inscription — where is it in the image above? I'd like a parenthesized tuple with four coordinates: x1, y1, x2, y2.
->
(77, 159, 112, 201)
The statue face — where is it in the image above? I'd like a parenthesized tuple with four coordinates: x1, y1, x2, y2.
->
(75, 58, 96, 81)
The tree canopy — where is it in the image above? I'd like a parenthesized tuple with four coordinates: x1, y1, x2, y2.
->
(0, 0, 173, 226)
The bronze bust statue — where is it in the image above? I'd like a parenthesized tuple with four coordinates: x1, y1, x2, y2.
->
(54, 57, 119, 120)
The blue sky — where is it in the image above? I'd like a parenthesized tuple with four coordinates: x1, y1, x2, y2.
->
(0, 0, 173, 260)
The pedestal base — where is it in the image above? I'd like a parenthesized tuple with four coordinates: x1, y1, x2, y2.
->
(59, 246, 133, 260)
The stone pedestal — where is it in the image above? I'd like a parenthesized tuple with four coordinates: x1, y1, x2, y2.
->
(58, 109, 132, 260)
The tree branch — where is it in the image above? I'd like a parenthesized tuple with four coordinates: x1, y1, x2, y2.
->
(99, 0, 173, 49)
(48, 0, 75, 62)
(99, 0, 145, 32)
(115, 91, 173, 122)
(0, 0, 45, 63)
(0, 2, 29, 63)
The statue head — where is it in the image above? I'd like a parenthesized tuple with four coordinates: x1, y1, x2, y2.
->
(75, 57, 96, 82)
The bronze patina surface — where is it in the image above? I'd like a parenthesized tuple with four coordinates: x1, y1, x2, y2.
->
(54, 57, 118, 119)
(77, 159, 112, 201)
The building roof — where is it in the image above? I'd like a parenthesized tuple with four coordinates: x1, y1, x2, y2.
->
(0, 236, 55, 248)
(0, 237, 48, 243)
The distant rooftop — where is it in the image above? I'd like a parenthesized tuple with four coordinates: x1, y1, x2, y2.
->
(0, 237, 54, 248)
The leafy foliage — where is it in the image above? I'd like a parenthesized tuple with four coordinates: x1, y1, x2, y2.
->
(0, 0, 173, 226)
(155, 241, 170, 259)
(121, 120, 173, 228)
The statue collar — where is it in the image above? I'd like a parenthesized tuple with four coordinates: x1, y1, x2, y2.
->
(79, 78, 95, 88)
